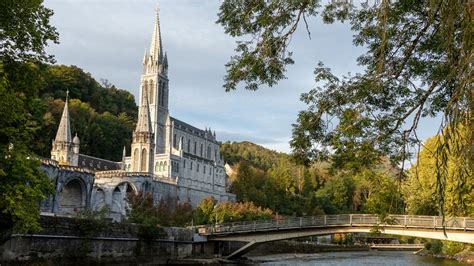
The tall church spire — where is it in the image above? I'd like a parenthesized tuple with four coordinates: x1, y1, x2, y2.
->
(149, 6, 163, 62)
(55, 90, 72, 143)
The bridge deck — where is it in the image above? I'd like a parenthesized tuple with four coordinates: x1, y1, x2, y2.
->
(197, 214, 474, 236)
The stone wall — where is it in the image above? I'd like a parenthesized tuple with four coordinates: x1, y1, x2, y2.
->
(0, 216, 213, 263)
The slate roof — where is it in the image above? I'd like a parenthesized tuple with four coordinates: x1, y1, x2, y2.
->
(78, 154, 120, 171)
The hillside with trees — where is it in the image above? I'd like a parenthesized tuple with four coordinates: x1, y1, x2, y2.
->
(221, 141, 403, 217)
(30, 64, 137, 161)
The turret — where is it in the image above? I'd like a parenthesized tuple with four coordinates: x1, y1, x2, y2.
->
(130, 92, 155, 173)
(51, 90, 79, 166)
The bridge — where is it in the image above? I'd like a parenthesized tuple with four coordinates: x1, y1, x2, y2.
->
(196, 214, 474, 259)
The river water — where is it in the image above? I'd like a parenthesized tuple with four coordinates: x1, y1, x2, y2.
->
(249, 251, 468, 265)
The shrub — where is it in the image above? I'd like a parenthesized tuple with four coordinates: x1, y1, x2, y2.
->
(442, 241, 464, 255)
(427, 240, 443, 254)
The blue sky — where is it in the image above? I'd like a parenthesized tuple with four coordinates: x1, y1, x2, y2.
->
(44, 0, 440, 153)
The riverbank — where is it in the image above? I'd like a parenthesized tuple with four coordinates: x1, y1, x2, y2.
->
(416, 249, 474, 265)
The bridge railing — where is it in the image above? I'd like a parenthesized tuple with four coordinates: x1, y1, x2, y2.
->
(197, 214, 474, 235)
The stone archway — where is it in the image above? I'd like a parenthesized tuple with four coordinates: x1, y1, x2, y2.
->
(110, 182, 137, 221)
(59, 178, 85, 215)
(93, 188, 106, 211)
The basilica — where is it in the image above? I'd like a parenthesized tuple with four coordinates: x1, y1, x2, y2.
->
(41, 8, 235, 221)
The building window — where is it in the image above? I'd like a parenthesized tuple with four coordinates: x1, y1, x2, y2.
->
(194, 141, 197, 154)
(197, 164, 200, 172)
(200, 143, 203, 157)
(187, 139, 191, 152)
(204, 166, 206, 174)
(207, 145, 211, 159)
(190, 162, 193, 170)
(173, 134, 177, 148)
(183, 160, 186, 168)
(180, 136, 184, 149)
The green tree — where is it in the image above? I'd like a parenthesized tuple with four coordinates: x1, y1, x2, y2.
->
(218, 0, 472, 215)
(403, 125, 473, 216)
(0, 0, 58, 240)
(194, 196, 217, 225)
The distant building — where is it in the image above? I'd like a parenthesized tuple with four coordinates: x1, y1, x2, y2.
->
(42, 7, 235, 221)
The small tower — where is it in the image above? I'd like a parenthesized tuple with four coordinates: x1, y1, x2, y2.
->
(130, 93, 155, 173)
(51, 90, 79, 166)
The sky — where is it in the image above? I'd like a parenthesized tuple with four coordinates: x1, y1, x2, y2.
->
(43, 0, 439, 154)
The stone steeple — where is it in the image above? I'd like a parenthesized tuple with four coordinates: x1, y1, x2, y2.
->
(51, 90, 79, 166)
(130, 93, 155, 172)
(139, 4, 170, 154)
(149, 6, 163, 62)
(55, 90, 72, 143)
(135, 93, 152, 133)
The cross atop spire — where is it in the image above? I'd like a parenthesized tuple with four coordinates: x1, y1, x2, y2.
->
(149, 5, 163, 62)
(54, 90, 72, 143)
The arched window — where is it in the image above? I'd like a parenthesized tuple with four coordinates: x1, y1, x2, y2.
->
(179, 136, 184, 150)
(159, 161, 163, 171)
(155, 162, 159, 172)
(173, 134, 177, 148)
(207, 144, 211, 159)
(200, 143, 203, 157)
(187, 139, 191, 152)
(141, 148, 147, 171)
(163, 161, 167, 171)
(142, 80, 148, 104)
(158, 81, 162, 106)
(194, 141, 197, 154)
(149, 80, 154, 103)
(133, 148, 139, 171)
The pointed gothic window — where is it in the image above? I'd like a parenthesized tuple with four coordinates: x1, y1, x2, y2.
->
(187, 139, 191, 153)
(142, 80, 148, 105)
(133, 148, 139, 171)
(141, 148, 147, 171)
(149, 80, 154, 103)
(200, 143, 203, 157)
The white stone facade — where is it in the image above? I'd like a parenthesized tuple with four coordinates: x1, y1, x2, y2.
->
(44, 7, 235, 221)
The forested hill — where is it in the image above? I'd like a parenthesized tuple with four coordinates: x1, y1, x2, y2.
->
(220, 141, 291, 170)
(32, 64, 137, 161)
(220, 141, 403, 217)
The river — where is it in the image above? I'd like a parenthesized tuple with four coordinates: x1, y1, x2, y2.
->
(248, 251, 468, 265)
